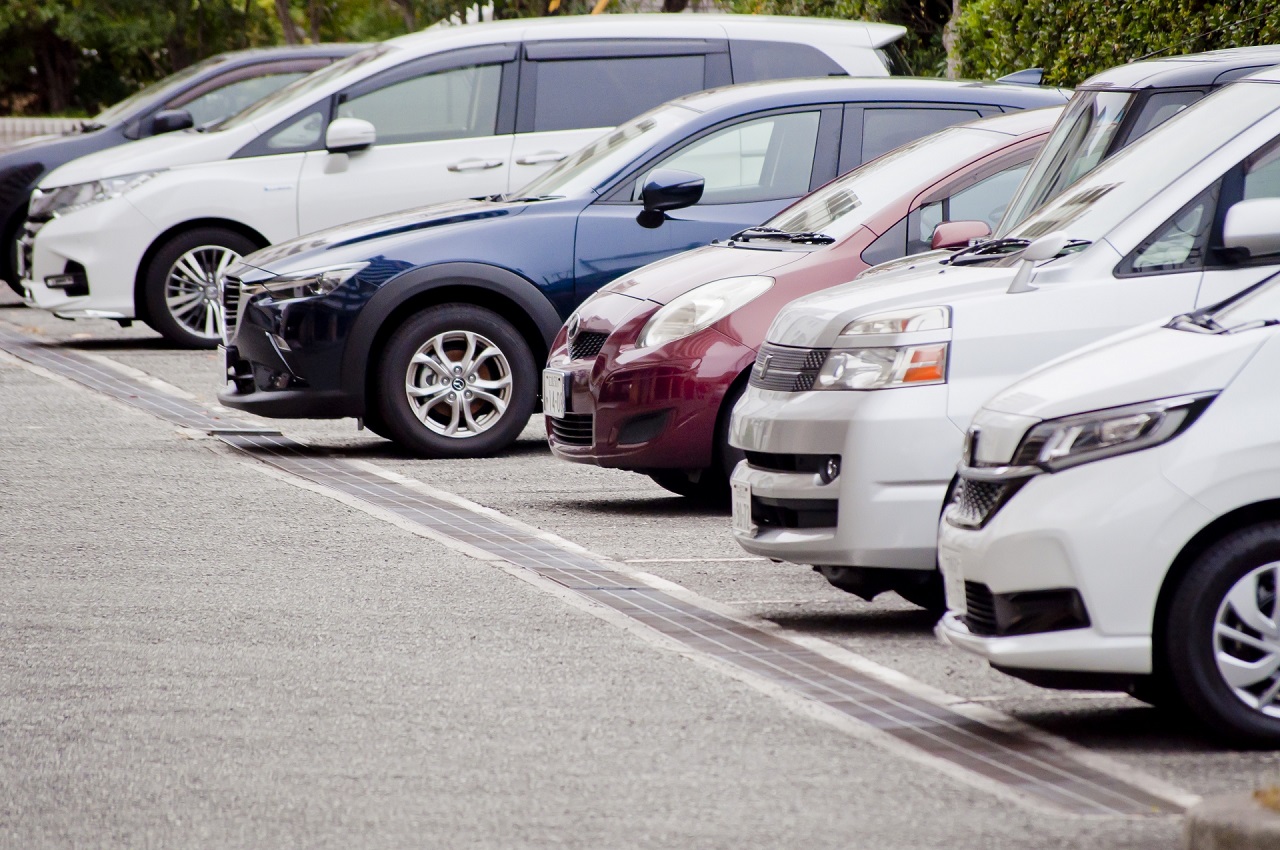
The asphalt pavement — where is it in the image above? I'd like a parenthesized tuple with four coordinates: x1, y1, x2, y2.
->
(3, 291, 1278, 847)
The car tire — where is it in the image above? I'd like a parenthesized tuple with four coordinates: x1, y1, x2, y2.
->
(646, 469, 727, 503)
(143, 227, 257, 349)
(374, 304, 536, 458)
(1165, 522, 1280, 747)
(716, 378, 748, 482)
(3, 214, 26, 297)
(893, 571, 947, 618)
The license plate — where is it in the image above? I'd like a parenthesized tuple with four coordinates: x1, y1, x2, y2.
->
(731, 479, 756, 536)
(542, 368, 569, 419)
(940, 549, 966, 615)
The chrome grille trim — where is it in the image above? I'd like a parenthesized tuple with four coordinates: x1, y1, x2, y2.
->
(749, 343, 830, 392)
(220, 275, 242, 345)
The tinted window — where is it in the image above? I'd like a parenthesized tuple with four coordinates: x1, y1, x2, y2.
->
(862, 108, 983, 160)
(1126, 90, 1204, 143)
(337, 63, 502, 145)
(532, 55, 704, 133)
(729, 40, 843, 82)
(647, 111, 821, 205)
(180, 72, 307, 127)
(907, 161, 1032, 254)
(265, 107, 326, 152)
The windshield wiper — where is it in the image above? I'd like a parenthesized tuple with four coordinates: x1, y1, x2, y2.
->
(1168, 311, 1226, 333)
(1224, 318, 1280, 333)
(728, 226, 834, 244)
(942, 237, 1030, 265)
(499, 194, 564, 203)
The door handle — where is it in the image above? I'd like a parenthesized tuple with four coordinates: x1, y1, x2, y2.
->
(515, 151, 567, 166)
(448, 158, 504, 172)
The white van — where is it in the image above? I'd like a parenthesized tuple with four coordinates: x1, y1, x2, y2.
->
(18, 15, 905, 347)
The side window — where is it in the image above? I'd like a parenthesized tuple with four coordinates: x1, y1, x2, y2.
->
(728, 41, 844, 82)
(1123, 183, 1220, 274)
(642, 111, 821, 205)
(179, 73, 307, 127)
(338, 64, 502, 145)
(862, 107, 982, 161)
(530, 56, 705, 133)
(906, 161, 1032, 254)
(265, 107, 326, 152)
(860, 217, 908, 267)
(1243, 136, 1280, 200)
(1125, 90, 1204, 143)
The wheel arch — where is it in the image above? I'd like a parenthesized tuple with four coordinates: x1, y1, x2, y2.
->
(344, 262, 564, 414)
(133, 218, 269, 321)
(1153, 499, 1280, 668)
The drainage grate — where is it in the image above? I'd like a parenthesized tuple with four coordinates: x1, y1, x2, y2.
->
(0, 323, 1187, 817)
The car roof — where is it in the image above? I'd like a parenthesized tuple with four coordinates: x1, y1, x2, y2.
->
(674, 76, 1069, 116)
(387, 13, 906, 51)
(1079, 45, 1280, 90)
(203, 43, 368, 66)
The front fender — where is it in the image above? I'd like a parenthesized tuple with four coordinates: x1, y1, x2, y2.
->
(340, 261, 565, 402)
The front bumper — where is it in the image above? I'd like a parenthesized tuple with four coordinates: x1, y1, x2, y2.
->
(935, 447, 1216, 676)
(729, 383, 961, 570)
(20, 198, 156, 320)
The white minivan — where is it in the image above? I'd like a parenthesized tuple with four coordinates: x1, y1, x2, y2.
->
(937, 267, 1280, 746)
(18, 15, 906, 347)
(728, 66, 1280, 610)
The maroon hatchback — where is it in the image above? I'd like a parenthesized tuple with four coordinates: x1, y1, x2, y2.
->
(543, 108, 1058, 498)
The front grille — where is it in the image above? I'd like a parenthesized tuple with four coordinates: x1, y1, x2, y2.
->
(744, 451, 834, 474)
(549, 412, 593, 446)
(220, 275, 242, 344)
(570, 331, 608, 361)
(964, 581, 998, 636)
(752, 496, 838, 530)
(944, 475, 1028, 530)
(749, 343, 830, 392)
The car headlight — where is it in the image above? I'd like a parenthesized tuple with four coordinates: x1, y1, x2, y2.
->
(815, 343, 948, 390)
(836, 306, 950, 336)
(1010, 393, 1216, 472)
(242, 262, 369, 300)
(636, 276, 773, 348)
(28, 170, 164, 219)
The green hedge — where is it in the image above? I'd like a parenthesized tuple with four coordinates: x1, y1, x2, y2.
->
(951, 1, 1280, 87)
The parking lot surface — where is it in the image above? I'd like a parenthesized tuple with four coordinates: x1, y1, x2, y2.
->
(3, 291, 1278, 847)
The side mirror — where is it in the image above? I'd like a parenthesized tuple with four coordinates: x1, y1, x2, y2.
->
(931, 220, 991, 250)
(637, 168, 704, 229)
(325, 117, 377, 154)
(150, 109, 194, 135)
(1222, 198, 1280, 259)
(1008, 230, 1070, 294)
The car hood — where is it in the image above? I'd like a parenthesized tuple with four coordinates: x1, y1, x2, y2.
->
(38, 127, 244, 188)
(600, 242, 815, 306)
(981, 321, 1271, 424)
(234, 196, 540, 276)
(766, 257, 1042, 348)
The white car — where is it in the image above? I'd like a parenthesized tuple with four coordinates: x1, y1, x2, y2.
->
(17, 14, 906, 347)
(936, 263, 1280, 746)
(728, 66, 1280, 610)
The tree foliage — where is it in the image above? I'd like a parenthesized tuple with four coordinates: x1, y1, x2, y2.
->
(951, 1, 1280, 87)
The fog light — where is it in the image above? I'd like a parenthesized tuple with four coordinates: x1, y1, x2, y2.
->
(818, 456, 841, 485)
(44, 273, 85, 290)
(268, 371, 291, 390)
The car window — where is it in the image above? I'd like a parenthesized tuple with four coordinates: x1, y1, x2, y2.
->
(264, 107, 326, 152)
(907, 161, 1032, 254)
(729, 41, 844, 82)
(179, 72, 307, 127)
(1123, 183, 1219, 274)
(862, 108, 983, 161)
(530, 55, 705, 133)
(92, 54, 230, 126)
(1125, 90, 1204, 144)
(641, 111, 821, 205)
(338, 63, 502, 145)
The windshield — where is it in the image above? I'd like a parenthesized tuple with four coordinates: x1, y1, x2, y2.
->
(765, 126, 1018, 242)
(996, 90, 1133, 235)
(512, 104, 696, 199)
(1007, 81, 1280, 245)
(92, 55, 231, 126)
(212, 44, 391, 131)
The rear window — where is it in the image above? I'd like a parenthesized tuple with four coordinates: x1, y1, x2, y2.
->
(729, 41, 845, 82)
(531, 55, 705, 132)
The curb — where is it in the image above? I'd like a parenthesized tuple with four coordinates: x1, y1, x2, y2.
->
(1185, 793, 1280, 849)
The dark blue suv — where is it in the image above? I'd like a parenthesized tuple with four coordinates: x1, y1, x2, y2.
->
(220, 77, 1066, 457)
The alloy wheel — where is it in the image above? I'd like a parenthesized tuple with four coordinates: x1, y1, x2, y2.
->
(165, 244, 240, 342)
(404, 330, 513, 438)
(1214, 561, 1280, 718)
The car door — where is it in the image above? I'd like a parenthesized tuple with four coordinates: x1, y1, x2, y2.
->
(507, 39, 730, 193)
(295, 45, 517, 235)
(1195, 134, 1280, 307)
(571, 107, 840, 297)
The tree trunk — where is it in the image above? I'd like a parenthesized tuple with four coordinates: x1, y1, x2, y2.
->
(943, 0, 962, 79)
(663, 0, 689, 11)
(35, 31, 78, 114)
(388, 0, 416, 30)
(308, 0, 323, 43)
(274, 0, 303, 44)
